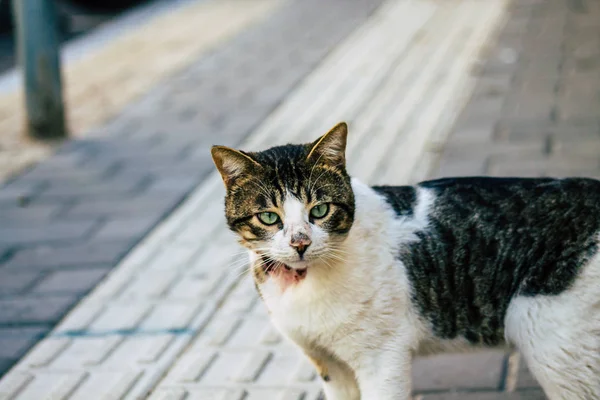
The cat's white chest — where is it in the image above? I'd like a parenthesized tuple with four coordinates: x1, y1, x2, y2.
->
(261, 267, 372, 346)
(262, 270, 362, 344)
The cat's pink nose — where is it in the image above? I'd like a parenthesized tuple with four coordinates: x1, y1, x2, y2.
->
(290, 233, 311, 257)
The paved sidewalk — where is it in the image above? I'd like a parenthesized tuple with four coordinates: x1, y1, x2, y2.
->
(0, 0, 280, 181)
(0, 0, 385, 381)
(0, 0, 514, 398)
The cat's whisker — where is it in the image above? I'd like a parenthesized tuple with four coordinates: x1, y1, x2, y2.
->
(326, 245, 353, 257)
(229, 260, 251, 271)
(230, 265, 253, 281)
(321, 253, 346, 264)
(229, 263, 253, 277)
(313, 246, 351, 259)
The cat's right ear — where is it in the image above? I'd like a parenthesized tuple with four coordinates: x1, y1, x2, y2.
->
(211, 146, 261, 188)
(306, 122, 348, 168)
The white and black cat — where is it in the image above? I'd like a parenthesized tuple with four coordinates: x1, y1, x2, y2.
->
(211, 122, 600, 399)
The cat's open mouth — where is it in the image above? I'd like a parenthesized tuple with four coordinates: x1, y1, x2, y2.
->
(261, 257, 307, 282)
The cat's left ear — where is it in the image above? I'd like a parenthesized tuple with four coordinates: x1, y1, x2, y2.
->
(211, 146, 261, 188)
(306, 122, 348, 168)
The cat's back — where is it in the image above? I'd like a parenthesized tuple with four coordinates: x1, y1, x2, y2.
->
(416, 176, 600, 255)
(373, 176, 600, 345)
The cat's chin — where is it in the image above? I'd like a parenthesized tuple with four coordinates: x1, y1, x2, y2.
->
(261, 256, 309, 284)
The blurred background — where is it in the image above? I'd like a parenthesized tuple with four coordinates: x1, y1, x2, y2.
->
(0, 0, 598, 398)
(0, 0, 150, 72)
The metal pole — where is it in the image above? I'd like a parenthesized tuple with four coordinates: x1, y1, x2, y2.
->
(12, 0, 67, 139)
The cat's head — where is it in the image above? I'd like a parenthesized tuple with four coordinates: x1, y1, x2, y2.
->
(211, 122, 355, 271)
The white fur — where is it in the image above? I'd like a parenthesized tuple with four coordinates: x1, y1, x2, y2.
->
(251, 178, 600, 399)
(505, 251, 600, 399)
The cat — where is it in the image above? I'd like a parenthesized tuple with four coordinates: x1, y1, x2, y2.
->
(211, 122, 600, 400)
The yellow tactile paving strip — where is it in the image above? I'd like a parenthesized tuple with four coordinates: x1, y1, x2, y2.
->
(0, 0, 281, 182)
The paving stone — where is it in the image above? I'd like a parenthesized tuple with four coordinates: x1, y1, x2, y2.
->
(516, 357, 541, 389)
(3, 241, 133, 270)
(67, 371, 142, 400)
(51, 336, 123, 369)
(0, 359, 14, 376)
(488, 154, 600, 177)
(61, 191, 184, 218)
(0, 204, 63, 222)
(0, 248, 10, 262)
(0, 295, 77, 325)
(451, 121, 497, 143)
(441, 141, 544, 160)
(1, 372, 87, 399)
(433, 157, 489, 178)
(0, 271, 42, 296)
(38, 180, 146, 198)
(144, 243, 200, 271)
(413, 351, 507, 392)
(454, 98, 506, 124)
(502, 98, 555, 122)
(93, 217, 159, 240)
(0, 327, 48, 359)
(471, 76, 514, 99)
(481, 58, 520, 77)
(495, 123, 600, 143)
(117, 270, 181, 300)
(88, 303, 151, 332)
(144, 174, 200, 192)
(31, 269, 110, 295)
(552, 137, 600, 156)
(0, 220, 99, 246)
(0, 182, 45, 203)
(18, 160, 115, 182)
(81, 139, 189, 158)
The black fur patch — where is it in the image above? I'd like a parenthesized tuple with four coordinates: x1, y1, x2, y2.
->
(375, 177, 600, 345)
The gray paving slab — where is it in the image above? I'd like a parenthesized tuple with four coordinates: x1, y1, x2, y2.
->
(0, 221, 100, 246)
(0, 326, 48, 375)
(0, 328, 48, 359)
(3, 242, 133, 270)
(0, 271, 42, 296)
(31, 269, 111, 295)
(0, 295, 78, 325)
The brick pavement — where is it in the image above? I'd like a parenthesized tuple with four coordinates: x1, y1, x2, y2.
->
(0, 0, 513, 398)
(0, 0, 281, 181)
(0, 0, 386, 380)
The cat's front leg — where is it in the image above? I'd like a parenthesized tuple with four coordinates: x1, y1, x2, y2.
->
(354, 346, 413, 400)
(306, 353, 360, 400)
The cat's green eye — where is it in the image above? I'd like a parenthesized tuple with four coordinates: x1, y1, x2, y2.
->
(310, 203, 329, 219)
(257, 212, 280, 225)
